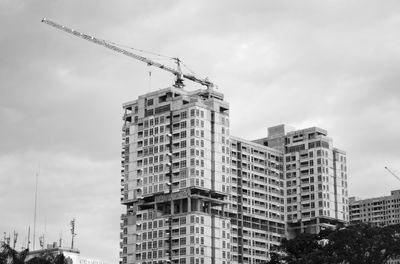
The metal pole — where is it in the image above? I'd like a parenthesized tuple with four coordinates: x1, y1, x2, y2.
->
(33, 169, 39, 250)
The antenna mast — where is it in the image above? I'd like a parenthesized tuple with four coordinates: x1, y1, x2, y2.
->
(27, 226, 31, 250)
(39, 235, 44, 249)
(70, 219, 76, 249)
(33, 169, 39, 250)
(12, 231, 18, 249)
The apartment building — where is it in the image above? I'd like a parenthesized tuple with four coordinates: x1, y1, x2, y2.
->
(350, 190, 400, 226)
(255, 125, 349, 238)
(227, 137, 285, 263)
(349, 191, 400, 264)
(120, 87, 348, 263)
(120, 87, 231, 264)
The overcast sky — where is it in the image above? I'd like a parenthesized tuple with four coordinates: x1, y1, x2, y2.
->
(1, 0, 400, 262)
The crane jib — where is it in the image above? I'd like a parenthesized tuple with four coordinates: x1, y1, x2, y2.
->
(42, 18, 214, 88)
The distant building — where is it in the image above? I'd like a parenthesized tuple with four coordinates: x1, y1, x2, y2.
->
(27, 244, 108, 264)
(349, 189, 400, 226)
(120, 87, 349, 263)
(349, 190, 400, 264)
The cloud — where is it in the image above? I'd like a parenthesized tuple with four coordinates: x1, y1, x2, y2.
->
(1, 0, 400, 262)
(0, 150, 120, 262)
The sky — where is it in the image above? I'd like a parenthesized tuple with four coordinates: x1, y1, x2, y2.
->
(1, 0, 400, 262)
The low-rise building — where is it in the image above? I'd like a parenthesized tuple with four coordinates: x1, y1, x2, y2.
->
(350, 189, 400, 226)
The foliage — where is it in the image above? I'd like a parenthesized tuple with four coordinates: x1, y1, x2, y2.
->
(0, 243, 68, 264)
(0, 243, 29, 264)
(267, 223, 400, 264)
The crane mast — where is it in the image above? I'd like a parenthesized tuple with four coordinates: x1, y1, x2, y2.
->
(385, 166, 400, 183)
(41, 18, 214, 89)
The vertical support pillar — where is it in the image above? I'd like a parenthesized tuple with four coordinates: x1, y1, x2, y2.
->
(170, 200, 174, 214)
(211, 111, 216, 191)
(211, 214, 215, 264)
(300, 220, 304, 233)
(168, 110, 173, 263)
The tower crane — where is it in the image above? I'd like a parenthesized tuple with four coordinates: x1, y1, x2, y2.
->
(41, 18, 214, 89)
(385, 166, 400, 183)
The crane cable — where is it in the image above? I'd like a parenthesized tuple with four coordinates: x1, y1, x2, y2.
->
(109, 40, 210, 82)
(148, 64, 152, 92)
(109, 41, 174, 60)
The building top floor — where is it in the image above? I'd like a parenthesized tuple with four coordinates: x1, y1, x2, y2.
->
(349, 189, 400, 207)
(231, 135, 283, 157)
(123, 86, 228, 112)
(264, 124, 328, 139)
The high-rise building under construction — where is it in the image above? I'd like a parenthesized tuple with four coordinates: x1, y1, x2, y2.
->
(38, 17, 348, 264)
(255, 125, 349, 239)
(120, 87, 232, 264)
(120, 86, 348, 264)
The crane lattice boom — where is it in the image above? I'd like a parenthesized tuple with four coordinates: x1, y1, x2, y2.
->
(41, 18, 214, 89)
(385, 166, 400, 183)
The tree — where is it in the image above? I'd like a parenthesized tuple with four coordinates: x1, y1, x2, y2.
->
(273, 223, 400, 264)
(267, 251, 283, 264)
(1, 243, 69, 264)
(25, 251, 68, 264)
(0, 243, 29, 264)
(323, 224, 400, 264)
(280, 232, 327, 264)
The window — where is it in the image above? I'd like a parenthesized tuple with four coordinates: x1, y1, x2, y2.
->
(181, 111, 187, 119)
(180, 237, 186, 245)
(181, 141, 187, 148)
(181, 131, 187, 138)
(180, 248, 186, 256)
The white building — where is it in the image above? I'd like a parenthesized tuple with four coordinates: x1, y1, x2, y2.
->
(350, 189, 400, 226)
(254, 125, 349, 238)
(27, 245, 108, 264)
(120, 87, 349, 263)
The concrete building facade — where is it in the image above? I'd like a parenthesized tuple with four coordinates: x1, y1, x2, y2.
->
(350, 190, 400, 226)
(255, 125, 349, 238)
(120, 87, 231, 264)
(120, 87, 348, 263)
(227, 137, 285, 263)
(349, 190, 400, 264)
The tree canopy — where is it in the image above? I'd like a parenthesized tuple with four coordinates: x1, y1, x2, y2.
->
(268, 223, 400, 264)
(0, 243, 69, 264)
